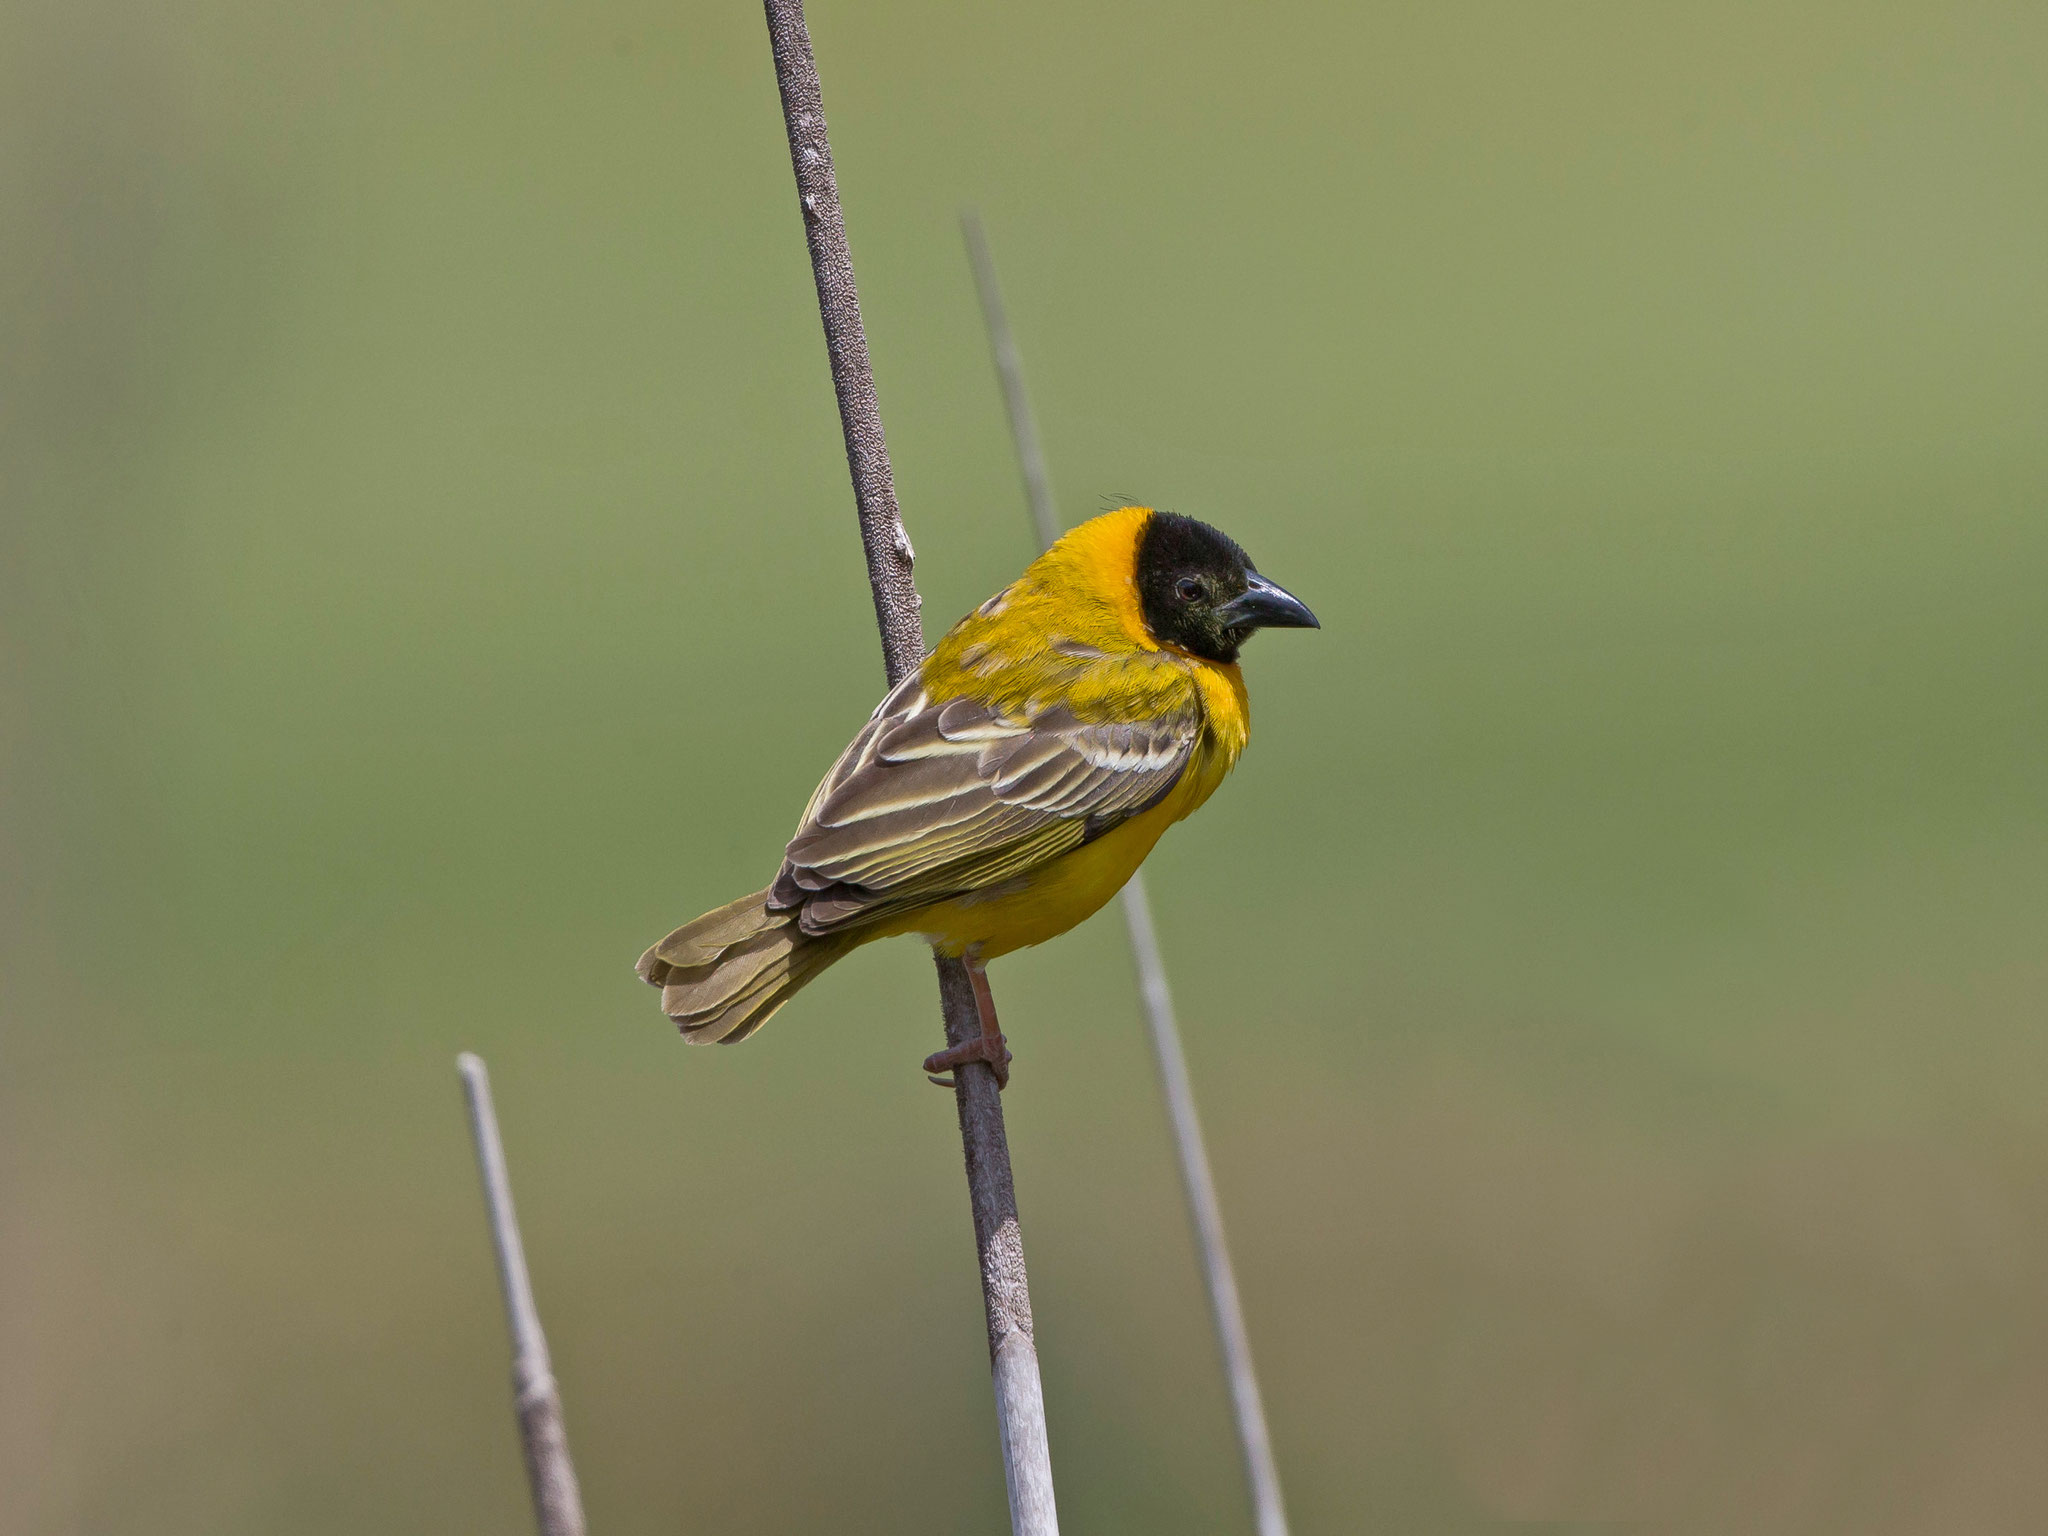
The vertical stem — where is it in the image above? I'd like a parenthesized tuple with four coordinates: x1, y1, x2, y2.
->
(457, 1053, 588, 1536)
(960, 211, 1059, 551)
(935, 958, 1061, 1532)
(761, 9, 1058, 1532)
(962, 210, 1292, 1536)
(761, 0, 922, 683)
(1120, 887, 1291, 1536)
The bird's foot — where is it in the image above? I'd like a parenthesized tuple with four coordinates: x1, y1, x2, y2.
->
(923, 1032, 1012, 1090)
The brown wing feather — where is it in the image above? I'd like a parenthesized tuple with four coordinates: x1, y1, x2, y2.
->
(770, 675, 1200, 936)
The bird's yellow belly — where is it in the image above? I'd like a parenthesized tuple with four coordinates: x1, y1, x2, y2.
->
(886, 797, 1176, 958)
(871, 738, 1232, 960)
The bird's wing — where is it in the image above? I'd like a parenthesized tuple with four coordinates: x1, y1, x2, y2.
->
(770, 672, 1202, 935)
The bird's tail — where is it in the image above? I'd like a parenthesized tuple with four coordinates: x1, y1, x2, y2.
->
(636, 888, 850, 1044)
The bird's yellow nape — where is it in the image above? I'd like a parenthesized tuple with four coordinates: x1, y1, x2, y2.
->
(1004, 504, 1159, 650)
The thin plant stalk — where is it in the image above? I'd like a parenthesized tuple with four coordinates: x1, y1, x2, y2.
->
(962, 208, 1292, 1536)
(457, 1052, 588, 1536)
(761, 9, 1058, 1533)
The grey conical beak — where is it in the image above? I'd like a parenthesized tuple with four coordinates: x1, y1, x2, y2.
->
(1218, 571, 1319, 631)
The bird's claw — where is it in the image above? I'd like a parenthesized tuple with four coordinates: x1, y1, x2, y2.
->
(922, 1032, 1012, 1090)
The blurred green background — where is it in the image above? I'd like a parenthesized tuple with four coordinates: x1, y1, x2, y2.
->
(5, 0, 2046, 1530)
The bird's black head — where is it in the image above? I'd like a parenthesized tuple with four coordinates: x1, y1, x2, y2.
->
(1134, 511, 1319, 664)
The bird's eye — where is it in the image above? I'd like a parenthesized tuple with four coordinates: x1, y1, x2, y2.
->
(1175, 576, 1203, 602)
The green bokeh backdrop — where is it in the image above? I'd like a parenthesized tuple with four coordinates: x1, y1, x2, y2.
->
(5, 2, 2046, 1531)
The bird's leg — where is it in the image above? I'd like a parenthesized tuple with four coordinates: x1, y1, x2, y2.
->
(922, 951, 1012, 1090)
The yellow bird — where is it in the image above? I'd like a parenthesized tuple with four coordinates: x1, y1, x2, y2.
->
(636, 505, 1317, 1085)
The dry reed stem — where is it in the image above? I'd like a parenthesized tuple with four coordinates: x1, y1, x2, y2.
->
(457, 1053, 587, 1536)
(762, 10, 1058, 1531)
(962, 208, 1291, 1536)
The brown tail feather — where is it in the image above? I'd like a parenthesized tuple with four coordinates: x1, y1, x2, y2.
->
(636, 888, 851, 1045)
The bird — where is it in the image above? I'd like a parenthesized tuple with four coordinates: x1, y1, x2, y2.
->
(636, 504, 1318, 1086)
